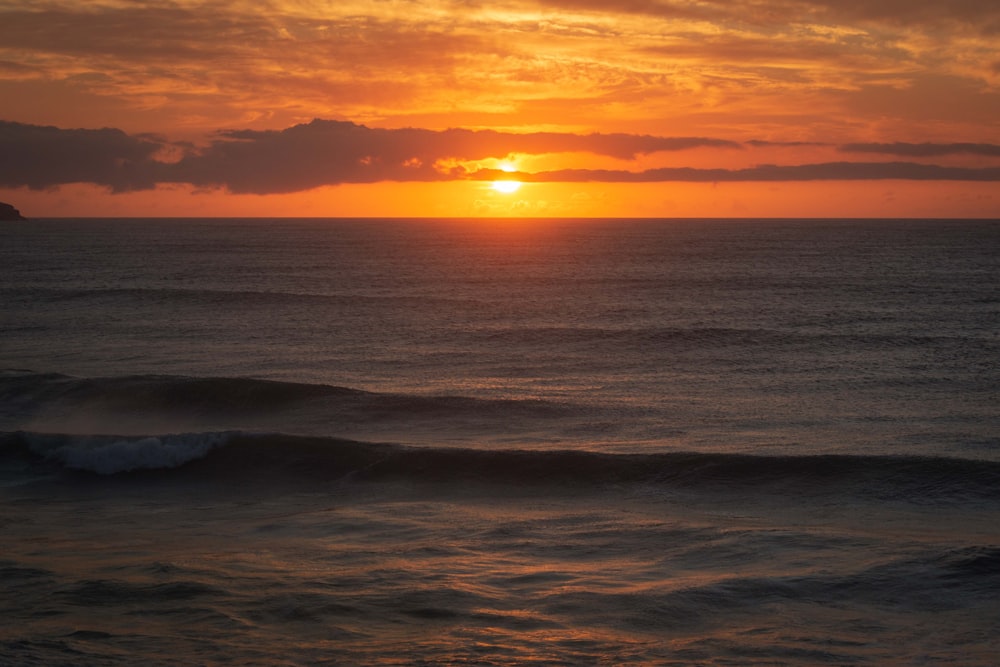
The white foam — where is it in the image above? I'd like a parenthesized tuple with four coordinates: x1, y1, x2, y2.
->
(34, 432, 230, 475)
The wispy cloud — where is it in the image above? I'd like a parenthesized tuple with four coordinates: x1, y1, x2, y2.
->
(2, 0, 998, 138)
(532, 0, 1000, 30)
(839, 142, 1000, 157)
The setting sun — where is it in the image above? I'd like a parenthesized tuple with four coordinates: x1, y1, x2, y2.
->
(0, 0, 998, 218)
(491, 180, 522, 194)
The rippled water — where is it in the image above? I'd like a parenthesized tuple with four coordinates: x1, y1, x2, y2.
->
(1, 218, 998, 664)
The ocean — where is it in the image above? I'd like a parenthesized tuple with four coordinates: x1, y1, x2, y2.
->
(1, 217, 998, 665)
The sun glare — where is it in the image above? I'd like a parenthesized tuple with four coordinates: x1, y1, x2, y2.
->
(492, 180, 522, 194)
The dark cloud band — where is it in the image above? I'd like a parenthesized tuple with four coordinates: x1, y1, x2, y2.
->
(482, 163, 1000, 182)
(840, 142, 1000, 157)
(2, 119, 998, 194)
(0, 121, 162, 192)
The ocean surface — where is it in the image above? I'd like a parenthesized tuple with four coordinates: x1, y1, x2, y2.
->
(1, 217, 998, 665)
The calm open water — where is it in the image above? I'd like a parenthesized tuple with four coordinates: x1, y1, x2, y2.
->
(1, 218, 999, 665)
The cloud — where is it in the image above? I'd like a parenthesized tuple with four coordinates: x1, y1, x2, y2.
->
(533, 0, 1000, 29)
(839, 142, 1000, 157)
(496, 162, 1000, 182)
(0, 121, 162, 192)
(808, 0, 1000, 29)
(175, 121, 743, 192)
(3, 0, 998, 138)
(0, 119, 740, 193)
(0, 4, 506, 126)
(2, 119, 998, 195)
(746, 140, 829, 147)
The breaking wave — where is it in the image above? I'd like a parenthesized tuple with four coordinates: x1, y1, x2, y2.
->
(19, 431, 231, 475)
(2, 430, 998, 504)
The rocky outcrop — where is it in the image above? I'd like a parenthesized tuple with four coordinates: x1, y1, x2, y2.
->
(0, 202, 26, 220)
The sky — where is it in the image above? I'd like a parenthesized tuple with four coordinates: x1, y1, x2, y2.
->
(1, 0, 999, 218)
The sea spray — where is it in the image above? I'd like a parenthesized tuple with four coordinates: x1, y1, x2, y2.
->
(27, 431, 232, 474)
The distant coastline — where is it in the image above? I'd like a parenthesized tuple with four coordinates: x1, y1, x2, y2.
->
(0, 202, 26, 221)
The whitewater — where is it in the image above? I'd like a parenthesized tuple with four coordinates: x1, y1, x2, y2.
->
(1, 218, 998, 665)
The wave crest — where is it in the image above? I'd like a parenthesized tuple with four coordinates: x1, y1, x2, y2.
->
(23, 432, 232, 474)
(4, 431, 998, 505)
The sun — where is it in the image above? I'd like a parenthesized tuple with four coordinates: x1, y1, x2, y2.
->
(488, 159, 522, 194)
(492, 179, 522, 194)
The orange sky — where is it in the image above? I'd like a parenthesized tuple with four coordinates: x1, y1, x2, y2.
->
(1, 0, 999, 217)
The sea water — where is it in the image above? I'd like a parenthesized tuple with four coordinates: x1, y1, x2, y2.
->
(1, 218, 998, 665)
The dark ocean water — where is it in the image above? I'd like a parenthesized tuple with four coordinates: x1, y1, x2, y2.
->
(1, 218, 998, 665)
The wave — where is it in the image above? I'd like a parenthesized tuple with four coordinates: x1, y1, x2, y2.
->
(0, 285, 477, 309)
(0, 370, 572, 424)
(456, 325, 973, 349)
(1, 370, 361, 411)
(3, 430, 998, 504)
(11, 431, 231, 475)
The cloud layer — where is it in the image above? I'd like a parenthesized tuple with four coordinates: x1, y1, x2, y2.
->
(2, 0, 998, 142)
(3, 119, 998, 194)
(0, 121, 162, 192)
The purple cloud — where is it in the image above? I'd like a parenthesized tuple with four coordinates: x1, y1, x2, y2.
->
(2, 119, 998, 195)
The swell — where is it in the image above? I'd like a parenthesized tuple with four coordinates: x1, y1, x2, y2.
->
(1, 371, 360, 412)
(0, 286, 477, 308)
(0, 370, 570, 423)
(4, 431, 999, 504)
